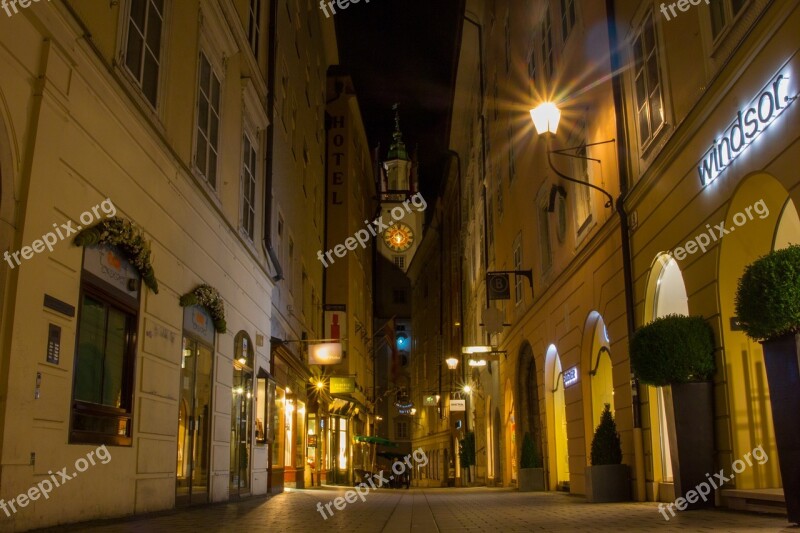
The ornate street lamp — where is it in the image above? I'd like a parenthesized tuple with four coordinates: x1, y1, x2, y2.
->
(529, 101, 615, 210)
(445, 357, 459, 370)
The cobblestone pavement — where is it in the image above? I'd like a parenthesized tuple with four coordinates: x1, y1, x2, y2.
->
(39, 487, 795, 533)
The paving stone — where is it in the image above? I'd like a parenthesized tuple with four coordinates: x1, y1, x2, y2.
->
(34, 487, 794, 532)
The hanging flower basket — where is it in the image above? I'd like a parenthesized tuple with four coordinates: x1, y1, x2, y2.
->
(73, 216, 159, 294)
(180, 284, 227, 333)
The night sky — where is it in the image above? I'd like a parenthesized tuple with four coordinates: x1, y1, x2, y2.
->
(334, 0, 466, 201)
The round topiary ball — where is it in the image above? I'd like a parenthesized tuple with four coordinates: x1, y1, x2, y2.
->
(630, 314, 716, 386)
(735, 244, 800, 341)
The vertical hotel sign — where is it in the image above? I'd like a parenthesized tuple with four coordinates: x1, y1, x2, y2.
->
(699, 70, 795, 186)
(328, 113, 347, 209)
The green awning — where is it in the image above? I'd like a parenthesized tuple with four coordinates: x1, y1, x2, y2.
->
(353, 435, 398, 447)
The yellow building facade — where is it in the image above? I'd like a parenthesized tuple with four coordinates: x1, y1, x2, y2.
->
(617, 0, 800, 509)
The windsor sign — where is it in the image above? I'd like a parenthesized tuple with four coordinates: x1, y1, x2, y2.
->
(698, 71, 795, 186)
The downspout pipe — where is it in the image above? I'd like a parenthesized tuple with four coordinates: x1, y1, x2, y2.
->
(606, 0, 646, 502)
(263, 0, 283, 282)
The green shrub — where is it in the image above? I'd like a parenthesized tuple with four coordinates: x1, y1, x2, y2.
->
(630, 314, 715, 386)
(520, 432, 542, 468)
(735, 244, 800, 341)
(590, 404, 622, 465)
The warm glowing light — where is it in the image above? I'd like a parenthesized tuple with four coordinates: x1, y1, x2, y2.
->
(463, 385, 472, 394)
(445, 357, 459, 370)
(309, 342, 343, 365)
(461, 345, 493, 354)
(468, 359, 487, 367)
(238, 357, 247, 365)
(286, 387, 292, 394)
(530, 102, 561, 135)
(316, 380, 325, 390)
(410, 408, 417, 415)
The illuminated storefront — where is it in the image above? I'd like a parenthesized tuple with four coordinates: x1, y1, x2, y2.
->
(627, 8, 800, 509)
(268, 342, 311, 492)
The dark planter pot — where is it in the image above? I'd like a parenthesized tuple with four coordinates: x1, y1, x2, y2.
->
(585, 464, 631, 503)
(762, 333, 800, 524)
(664, 381, 715, 510)
(518, 467, 545, 492)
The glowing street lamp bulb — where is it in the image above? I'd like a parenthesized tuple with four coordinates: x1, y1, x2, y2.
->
(445, 357, 459, 370)
(463, 385, 472, 394)
(530, 102, 561, 135)
(316, 380, 325, 390)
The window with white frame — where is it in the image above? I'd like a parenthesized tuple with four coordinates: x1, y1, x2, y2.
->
(513, 233, 523, 305)
(538, 200, 553, 272)
(570, 124, 591, 232)
(123, 0, 164, 107)
(560, 0, 576, 43)
(396, 420, 409, 440)
(541, 6, 554, 79)
(194, 52, 222, 188)
(710, 0, 747, 40)
(248, 0, 261, 57)
(527, 33, 537, 84)
(633, 12, 664, 149)
(241, 131, 258, 240)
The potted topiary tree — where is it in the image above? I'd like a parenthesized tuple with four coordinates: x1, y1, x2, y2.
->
(518, 432, 545, 491)
(585, 404, 630, 502)
(735, 244, 800, 524)
(630, 314, 716, 510)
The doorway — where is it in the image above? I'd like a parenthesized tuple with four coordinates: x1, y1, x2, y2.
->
(176, 337, 213, 505)
(230, 332, 254, 497)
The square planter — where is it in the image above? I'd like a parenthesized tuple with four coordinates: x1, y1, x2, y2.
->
(518, 467, 545, 492)
(762, 333, 800, 524)
(585, 464, 631, 503)
(664, 381, 715, 510)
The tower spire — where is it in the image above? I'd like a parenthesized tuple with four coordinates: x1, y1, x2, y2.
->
(387, 103, 409, 161)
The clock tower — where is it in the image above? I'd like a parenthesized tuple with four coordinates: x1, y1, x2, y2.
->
(376, 104, 423, 272)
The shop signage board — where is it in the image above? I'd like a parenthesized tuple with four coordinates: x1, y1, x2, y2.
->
(308, 342, 343, 365)
(563, 366, 578, 388)
(330, 376, 355, 394)
(699, 70, 795, 186)
(450, 399, 466, 412)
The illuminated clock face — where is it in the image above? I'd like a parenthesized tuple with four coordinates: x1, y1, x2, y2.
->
(383, 223, 414, 252)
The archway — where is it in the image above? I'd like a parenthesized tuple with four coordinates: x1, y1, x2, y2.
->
(516, 342, 543, 471)
(718, 172, 796, 491)
(503, 380, 517, 485)
(545, 344, 569, 490)
(643, 253, 689, 500)
(583, 312, 613, 430)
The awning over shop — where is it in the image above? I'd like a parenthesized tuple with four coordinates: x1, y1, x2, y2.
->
(328, 394, 369, 417)
(354, 435, 398, 447)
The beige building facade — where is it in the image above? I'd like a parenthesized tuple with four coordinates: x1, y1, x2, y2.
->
(0, 0, 335, 529)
